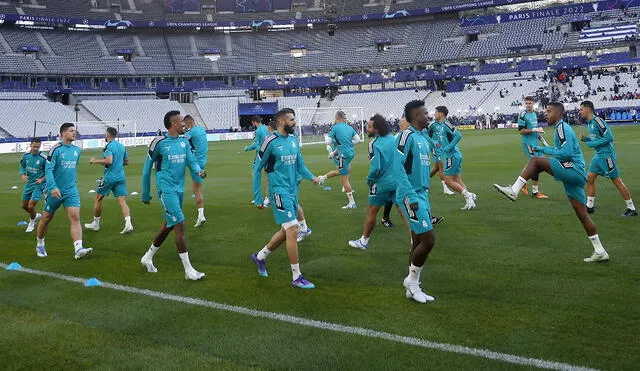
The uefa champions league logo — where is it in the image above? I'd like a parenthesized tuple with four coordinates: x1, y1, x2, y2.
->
(592, 3, 598, 11)
(0, 14, 5, 20)
(82, 19, 88, 24)
(424, 8, 430, 14)
(496, 15, 502, 24)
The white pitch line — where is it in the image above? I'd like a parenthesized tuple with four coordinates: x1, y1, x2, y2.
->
(1, 262, 598, 371)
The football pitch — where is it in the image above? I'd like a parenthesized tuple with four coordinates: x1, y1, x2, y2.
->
(1, 127, 639, 370)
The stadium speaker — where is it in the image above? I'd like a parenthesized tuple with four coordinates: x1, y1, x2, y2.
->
(630, 45, 637, 58)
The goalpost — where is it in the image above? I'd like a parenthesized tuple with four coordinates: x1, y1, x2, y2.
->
(294, 106, 365, 146)
(33, 120, 138, 146)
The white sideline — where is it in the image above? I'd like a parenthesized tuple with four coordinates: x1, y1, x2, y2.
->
(0, 262, 598, 371)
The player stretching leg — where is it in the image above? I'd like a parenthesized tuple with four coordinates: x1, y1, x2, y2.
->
(183, 115, 209, 227)
(141, 111, 207, 280)
(396, 100, 438, 303)
(579, 101, 637, 217)
(36, 123, 93, 259)
(493, 102, 610, 262)
(84, 127, 133, 234)
(517, 96, 549, 198)
(348, 114, 401, 249)
(319, 111, 362, 209)
(435, 106, 477, 210)
(251, 109, 320, 288)
(244, 115, 270, 208)
(19, 138, 46, 233)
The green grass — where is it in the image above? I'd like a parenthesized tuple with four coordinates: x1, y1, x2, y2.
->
(1, 126, 639, 370)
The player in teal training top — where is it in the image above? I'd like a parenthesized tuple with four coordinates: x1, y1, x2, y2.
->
(36, 123, 93, 259)
(425, 118, 455, 196)
(579, 100, 637, 216)
(436, 106, 477, 210)
(19, 137, 46, 233)
(319, 111, 362, 209)
(250, 108, 320, 289)
(348, 114, 405, 250)
(183, 115, 209, 227)
(494, 102, 610, 263)
(394, 100, 437, 304)
(244, 115, 271, 208)
(84, 127, 133, 234)
(140, 111, 207, 281)
(517, 96, 549, 198)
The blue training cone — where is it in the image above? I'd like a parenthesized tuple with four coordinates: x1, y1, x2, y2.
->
(84, 278, 102, 287)
(5, 262, 22, 270)
(323, 186, 332, 191)
(17, 221, 28, 226)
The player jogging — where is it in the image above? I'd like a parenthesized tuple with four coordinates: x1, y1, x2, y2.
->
(395, 100, 438, 303)
(493, 102, 610, 262)
(517, 96, 549, 198)
(183, 115, 209, 227)
(250, 108, 320, 289)
(140, 111, 207, 280)
(35, 123, 93, 259)
(425, 116, 456, 196)
(579, 100, 637, 216)
(348, 114, 402, 249)
(319, 111, 362, 209)
(19, 138, 46, 233)
(84, 127, 133, 234)
(244, 115, 271, 208)
(435, 106, 477, 210)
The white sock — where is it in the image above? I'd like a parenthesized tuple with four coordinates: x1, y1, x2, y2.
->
(73, 240, 83, 252)
(144, 244, 159, 260)
(197, 208, 205, 219)
(29, 217, 35, 223)
(462, 189, 471, 198)
(124, 216, 132, 227)
(441, 180, 449, 190)
(360, 235, 369, 245)
(407, 264, 423, 284)
(37, 237, 45, 246)
(179, 252, 194, 271)
(93, 216, 100, 224)
(588, 234, 606, 255)
(625, 199, 636, 211)
(298, 219, 308, 231)
(346, 192, 355, 204)
(256, 246, 271, 261)
(587, 197, 595, 208)
(291, 263, 301, 280)
(510, 176, 527, 194)
(532, 185, 539, 193)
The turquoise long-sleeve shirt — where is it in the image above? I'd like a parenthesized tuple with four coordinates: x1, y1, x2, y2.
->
(440, 120, 463, 156)
(20, 151, 46, 184)
(536, 120, 587, 180)
(425, 120, 444, 155)
(581, 116, 615, 157)
(366, 134, 396, 191)
(142, 134, 203, 202)
(258, 131, 314, 195)
(183, 125, 209, 165)
(103, 139, 128, 183)
(394, 126, 431, 204)
(245, 124, 269, 154)
(45, 142, 81, 195)
(328, 122, 358, 157)
(518, 111, 540, 148)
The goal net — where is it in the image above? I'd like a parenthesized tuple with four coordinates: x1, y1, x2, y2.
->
(294, 106, 365, 146)
(33, 120, 137, 147)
